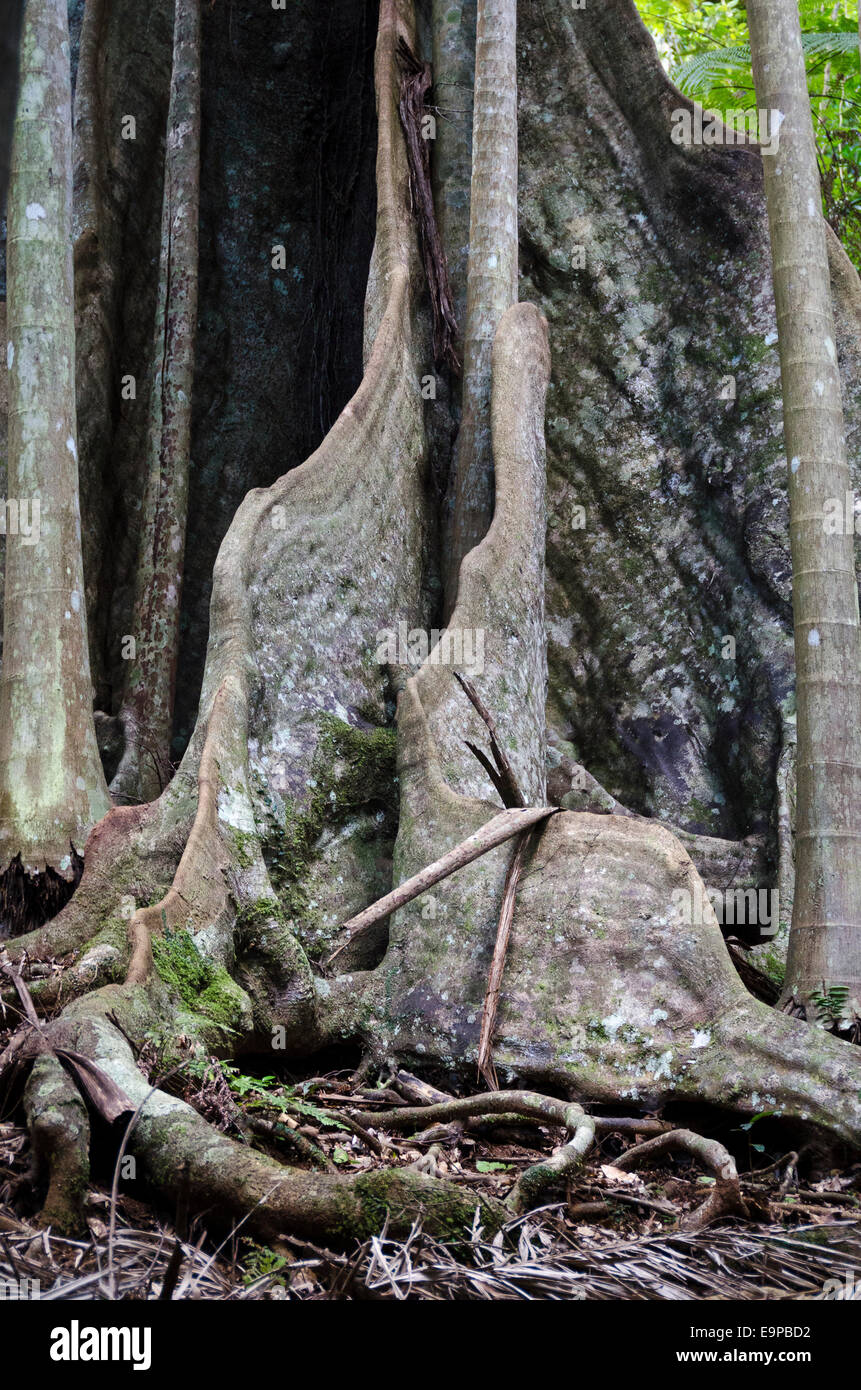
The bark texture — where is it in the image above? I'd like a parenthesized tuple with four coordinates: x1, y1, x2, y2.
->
(443, 0, 519, 612)
(748, 0, 861, 1010)
(0, 0, 25, 216)
(431, 0, 476, 335)
(3, 0, 861, 1246)
(0, 0, 109, 877)
(112, 0, 201, 806)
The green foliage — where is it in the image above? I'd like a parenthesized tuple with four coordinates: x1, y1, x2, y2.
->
(738, 1109, 776, 1131)
(637, 0, 861, 266)
(810, 982, 853, 1030)
(220, 1065, 342, 1126)
(240, 1242, 289, 1287)
(673, 32, 859, 98)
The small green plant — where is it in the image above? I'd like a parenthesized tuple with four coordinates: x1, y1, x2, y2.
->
(221, 1066, 342, 1126)
(223, 1066, 278, 1099)
(241, 1243, 289, 1288)
(810, 983, 853, 1033)
(736, 1109, 776, 1159)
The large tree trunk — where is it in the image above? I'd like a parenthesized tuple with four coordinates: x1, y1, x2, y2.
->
(748, 0, 861, 1015)
(4, 0, 861, 1245)
(0, 0, 110, 890)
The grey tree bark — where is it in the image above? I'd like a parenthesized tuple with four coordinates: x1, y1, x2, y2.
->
(0, 0, 25, 215)
(443, 0, 519, 614)
(111, 0, 201, 806)
(4, 0, 861, 1247)
(748, 0, 861, 1014)
(0, 0, 110, 881)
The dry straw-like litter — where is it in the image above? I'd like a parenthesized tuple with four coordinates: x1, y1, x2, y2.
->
(1, 1208, 859, 1301)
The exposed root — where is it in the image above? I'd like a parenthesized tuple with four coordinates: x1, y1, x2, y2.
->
(4, 994, 506, 1246)
(614, 1128, 750, 1231)
(22, 1054, 90, 1234)
(362, 1089, 595, 1212)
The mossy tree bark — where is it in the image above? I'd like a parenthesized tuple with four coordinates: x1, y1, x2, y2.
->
(748, 0, 861, 1014)
(111, 0, 201, 806)
(0, 0, 110, 884)
(443, 0, 519, 614)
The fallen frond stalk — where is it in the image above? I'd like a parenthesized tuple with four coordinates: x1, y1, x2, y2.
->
(327, 806, 557, 964)
(477, 827, 540, 1087)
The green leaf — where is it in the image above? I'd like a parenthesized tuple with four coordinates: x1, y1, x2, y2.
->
(739, 1110, 775, 1131)
(283, 1097, 342, 1128)
(672, 31, 859, 97)
(476, 1159, 513, 1173)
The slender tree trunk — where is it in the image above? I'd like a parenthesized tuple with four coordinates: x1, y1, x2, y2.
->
(431, 0, 476, 339)
(748, 0, 861, 1012)
(0, 0, 110, 878)
(0, 0, 25, 216)
(72, 0, 114, 708)
(443, 0, 518, 616)
(112, 0, 201, 805)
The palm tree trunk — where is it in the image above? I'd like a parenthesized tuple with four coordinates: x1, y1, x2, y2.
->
(0, 0, 110, 877)
(748, 0, 861, 1013)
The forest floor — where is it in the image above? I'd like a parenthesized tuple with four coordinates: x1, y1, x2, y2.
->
(2, 1043, 861, 1300)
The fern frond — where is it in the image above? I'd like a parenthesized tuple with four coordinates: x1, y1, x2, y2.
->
(672, 46, 751, 97)
(672, 31, 860, 98)
(799, 30, 860, 58)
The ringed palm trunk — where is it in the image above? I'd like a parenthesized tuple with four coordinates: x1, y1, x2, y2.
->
(443, 0, 519, 616)
(0, 0, 110, 880)
(748, 0, 861, 1014)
